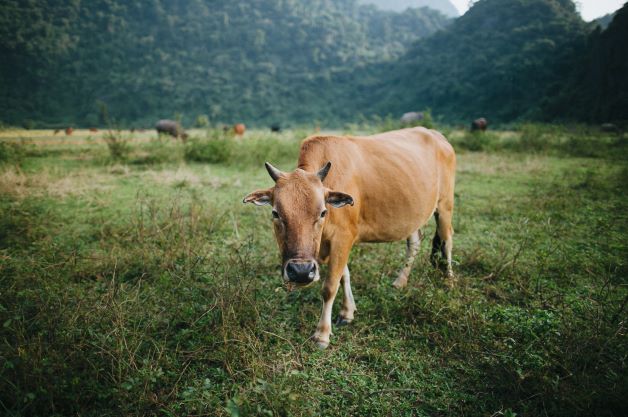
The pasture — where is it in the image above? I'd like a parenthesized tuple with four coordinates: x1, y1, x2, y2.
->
(1, 126, 626, 416)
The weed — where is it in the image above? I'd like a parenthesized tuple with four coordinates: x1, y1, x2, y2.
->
(185, 137, 234, 164)
(104, 129, 131, 161)
(0, 141, 25, 166)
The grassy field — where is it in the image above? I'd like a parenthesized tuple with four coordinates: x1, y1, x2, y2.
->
(1, 126, 627, 416)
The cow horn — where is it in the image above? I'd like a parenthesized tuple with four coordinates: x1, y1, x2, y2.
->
(265, 162, 283, 182)
(317, 161, 332, 182)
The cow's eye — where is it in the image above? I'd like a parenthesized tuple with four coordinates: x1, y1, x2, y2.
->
(272, 210, 280, 220)
(320, 210, 327, 218)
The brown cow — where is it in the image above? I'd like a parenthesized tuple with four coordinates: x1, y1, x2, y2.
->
(243, 127, 456, 348)
(89, 128, 98, 132)
(471, 118, 488, 132)
(233, 123, 246, 136)
(65, 127, 73, 136)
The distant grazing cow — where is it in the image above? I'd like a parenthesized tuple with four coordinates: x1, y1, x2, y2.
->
(53, 129, 60, 135)
(243, 127, 456, 348)
(155, 119, 188, 142)
(89, 128, 98, 132)
(234, 123, 246, 136)
(271, 124, 281, 133)
(400, 112, 424, 125)
(65, 127, 73, 136)
(471, 118, 488, 132)
(601, 123, 618, 133)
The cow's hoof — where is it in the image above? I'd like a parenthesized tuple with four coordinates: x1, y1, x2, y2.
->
(316, 340, 329, 349)
(392, 276, 408, 289)
(313, 338, 329, 349)
(335, 316, 353, 326)
(312, 333, 330, 349)
(444, 273, 457, 289)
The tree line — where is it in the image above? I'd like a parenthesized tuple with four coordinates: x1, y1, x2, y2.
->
(0, 0, 626, 128)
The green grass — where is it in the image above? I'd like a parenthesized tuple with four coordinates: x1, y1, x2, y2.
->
(0, 127, 627, 416)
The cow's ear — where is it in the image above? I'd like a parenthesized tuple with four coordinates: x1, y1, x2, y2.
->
(243, 189, 273, 206)
(326, 191, 354, 208)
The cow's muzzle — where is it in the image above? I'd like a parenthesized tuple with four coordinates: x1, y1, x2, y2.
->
(284, 260, 319, 284)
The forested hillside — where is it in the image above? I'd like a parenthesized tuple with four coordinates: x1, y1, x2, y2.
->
(548, 3, 628, 122)
(0, 0, 448, 127)
(367, 0, 592, 123)
(358, 0, 460, 17)
(1, 0, 626, 127)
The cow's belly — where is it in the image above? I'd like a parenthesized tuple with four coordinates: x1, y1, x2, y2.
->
(356, 183, 438, 243)
(357, 205, 435, 242)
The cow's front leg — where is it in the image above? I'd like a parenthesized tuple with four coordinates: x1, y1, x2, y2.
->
(313, 246, 351, 349)
(337, 265, 356, 326)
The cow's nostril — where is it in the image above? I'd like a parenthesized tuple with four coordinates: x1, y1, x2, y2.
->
(286, 261, 317, 283)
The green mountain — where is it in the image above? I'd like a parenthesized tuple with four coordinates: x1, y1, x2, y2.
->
(367, 0, 591, 123)
(358, 0, 460, 17)
(1, 0, 625, 127)
(0, 0, 449, 127)
(548, 3, 628, 123)
(593, 12, 615, 29)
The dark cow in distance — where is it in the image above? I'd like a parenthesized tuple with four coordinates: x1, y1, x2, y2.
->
(601, 123, 619, 133)
(471, 118, 488, 132)
(400, 112, 424, 125)
(155, 119, 188, 141)
(271, 124, 282, 133)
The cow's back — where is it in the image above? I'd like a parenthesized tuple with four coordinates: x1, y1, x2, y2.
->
(298, 127, 455, 243)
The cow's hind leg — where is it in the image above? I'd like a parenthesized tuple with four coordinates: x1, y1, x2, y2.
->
(430, 213, 445, 267)
(432, 209, 455, 287)
(393, 230, 422, 289)
(336, 265, 356, 326)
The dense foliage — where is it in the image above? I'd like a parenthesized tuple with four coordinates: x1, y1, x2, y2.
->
(0, 0, 626, 127)
(366, 0, 592, 123)
(0, 0, 448, 127)
(358, 0, 460, 17)
(547, 3, 628, 123)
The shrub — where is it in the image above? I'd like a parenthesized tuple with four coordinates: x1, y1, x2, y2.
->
(132, 138, 184, 165)
(184, 130, 300, 166)
(0, 141, 25, 166)
(103, 130, 131, 161)
(185, 137, 233, 164)
(513, 123, 556, 153)
(449, 131, 501, 152)
(195, 114, 210, 128)
(230, 136, 300, 166)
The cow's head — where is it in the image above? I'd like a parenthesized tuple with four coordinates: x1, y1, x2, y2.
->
(243, 162, 354, 288)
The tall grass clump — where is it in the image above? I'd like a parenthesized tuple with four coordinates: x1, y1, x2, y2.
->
(185, 130, 300, 166)
(510, 123, 560, 153)
(0, 141, 25, 166)
(507, 124, 628, 158)
(104, 130, 131, 161)
(185, 137, 233, 164)
(449, 130, 502, 152)
(132, 136, 185, 165)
